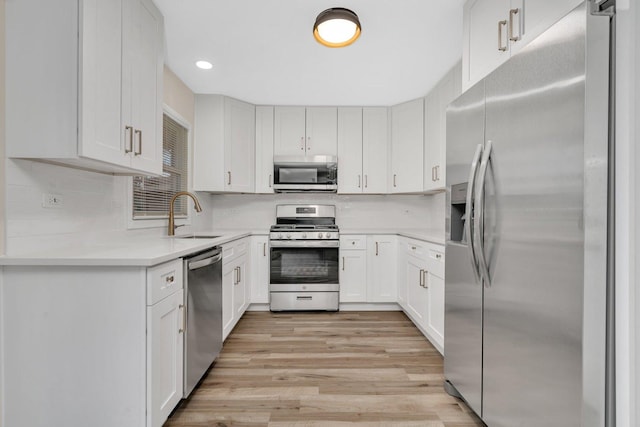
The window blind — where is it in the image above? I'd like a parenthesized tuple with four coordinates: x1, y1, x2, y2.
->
(132, 114, 189, 219)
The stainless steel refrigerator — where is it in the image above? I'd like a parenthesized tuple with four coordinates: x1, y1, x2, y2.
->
(444, 2, 615, 426)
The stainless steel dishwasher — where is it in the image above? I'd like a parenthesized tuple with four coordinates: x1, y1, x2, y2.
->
(183, 247, 223, 397)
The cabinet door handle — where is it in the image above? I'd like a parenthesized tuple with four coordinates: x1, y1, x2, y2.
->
(342, 257, 345, 271)
(306, 136, 311, 151)
(437, 165, 440, 181)
(179, 304, 186, 333)
(358, 175, 361, 188)
(498, 20, 508, 52)
(424, 270, 429, 289)
(419, 269, 424, 287)
(134, 129, 142, 155)
(269, 174, 273, 188)
(365, 174, 368, 188)
(431, 166, 436, 182)
(509, 8, 521, 42)
(237, 266, 241, 283)
(393, 174, 397, 187)
(300, 137, 305, 151)
(124, 126, 134, 153)
(375, 242, 379, 256)
(227, 171, 232, 186)
(263, 242, 267, 257)
(234, 266, 238, 285)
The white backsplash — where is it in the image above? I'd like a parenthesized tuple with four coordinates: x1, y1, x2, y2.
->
(3, 159, 214, 254)
(207, 193, 445, 233)
(4, 159, 445, 254)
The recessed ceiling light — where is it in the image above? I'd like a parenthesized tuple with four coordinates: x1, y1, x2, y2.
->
(195, 60, 213, 70)
(313, 8, 361, 48)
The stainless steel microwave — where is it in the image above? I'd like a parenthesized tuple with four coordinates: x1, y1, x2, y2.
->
(272, 155, 338, 192)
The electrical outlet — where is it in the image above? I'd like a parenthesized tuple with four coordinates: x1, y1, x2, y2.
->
(42, 193, 63, 208)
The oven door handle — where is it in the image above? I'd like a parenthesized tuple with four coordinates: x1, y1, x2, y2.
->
(269, 240, 340, 248)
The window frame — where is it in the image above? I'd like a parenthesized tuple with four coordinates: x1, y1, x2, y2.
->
(127, 104, 193, 230)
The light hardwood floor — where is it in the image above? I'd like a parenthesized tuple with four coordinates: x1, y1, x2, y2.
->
(165, 311, 485, 427)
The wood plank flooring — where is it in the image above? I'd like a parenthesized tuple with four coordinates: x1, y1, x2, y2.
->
(165, 311, 485, 427)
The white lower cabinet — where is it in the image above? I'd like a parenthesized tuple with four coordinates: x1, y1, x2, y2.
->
(339, 235, 397, 303)
(147, 279, 184, 427)
(251, 235, 270, 304)
(0, 258, 186, 427)
(222, 237, 251, 340)
(339, 236, 368, 302)
(400, 238, 445, 353)
(367, 236, 398, 302)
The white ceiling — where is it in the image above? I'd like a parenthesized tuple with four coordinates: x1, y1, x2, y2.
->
(154, 0, 464, 106)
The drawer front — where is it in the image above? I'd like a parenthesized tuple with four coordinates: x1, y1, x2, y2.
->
(223, 237, 248, 264)
(405, 239, 426, 257)
(340, 235, 366, 250)
(426, 244, 445, 278)
(147, 258, 184, 305)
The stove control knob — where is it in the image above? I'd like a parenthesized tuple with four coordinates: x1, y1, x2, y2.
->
(278, 233, 283, 239)
(302, 233, 307, 238)
(317, 233, 323, 238)
(286, 234, 291, 239)
(325, 233, 331, 239)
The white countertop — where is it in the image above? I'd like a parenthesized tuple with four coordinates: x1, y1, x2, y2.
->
(0, 231, 250, 267)
(0, 228, 444, 267)
(340, 229, 445, 245)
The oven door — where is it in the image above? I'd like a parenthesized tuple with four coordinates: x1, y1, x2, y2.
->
(270, 241, 339, 292)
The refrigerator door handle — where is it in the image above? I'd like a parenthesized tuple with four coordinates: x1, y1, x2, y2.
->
(475, 140, 493, 288)
(466, 144, 484, 284)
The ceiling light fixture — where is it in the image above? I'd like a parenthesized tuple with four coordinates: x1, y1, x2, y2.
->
(313, 8, 361, 48)
(195, 60, 213, 70)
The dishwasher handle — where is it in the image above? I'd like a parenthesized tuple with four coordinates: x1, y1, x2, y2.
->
(188, 253, 222, 270)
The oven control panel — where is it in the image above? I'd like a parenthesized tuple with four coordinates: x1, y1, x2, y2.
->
(269, 231, 339, 240)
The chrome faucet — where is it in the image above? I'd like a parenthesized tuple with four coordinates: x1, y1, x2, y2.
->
(168, 191, 203, 236)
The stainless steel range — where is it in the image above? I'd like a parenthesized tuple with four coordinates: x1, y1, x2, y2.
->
(269, 204, 339, 311)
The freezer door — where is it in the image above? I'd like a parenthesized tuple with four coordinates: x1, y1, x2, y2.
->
(480, 5, 608, 426)
(444, 82, 485, 416)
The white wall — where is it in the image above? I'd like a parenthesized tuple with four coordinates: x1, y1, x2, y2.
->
(0, 0, 5, 256)
(615, 1, 638, 426)
(208, 193, 445, 234)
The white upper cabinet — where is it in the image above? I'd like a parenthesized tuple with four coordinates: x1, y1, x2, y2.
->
(6, 0, 164, 175)
(193, 95, 256, 193)
(274, 107, 337, 157)
(424, 62, 462, 193)
(338, 107, 389, 194)
(391, 98, 424, 193)
(463, 0, 583, 91)
(255, 107, 275, 193)
(337, 108, 364, 193)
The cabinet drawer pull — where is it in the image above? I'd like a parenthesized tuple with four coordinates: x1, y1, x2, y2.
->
(436, 253, 442, 260)
(134, 129, 142, 155)
(124, 126, 134, 153)
(165, 275, 175, 284)
(498, 20, 508, 52)
(179, 304, 186, 333)
(297, 295, 312, 300)
(509, 8, 520, 42)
